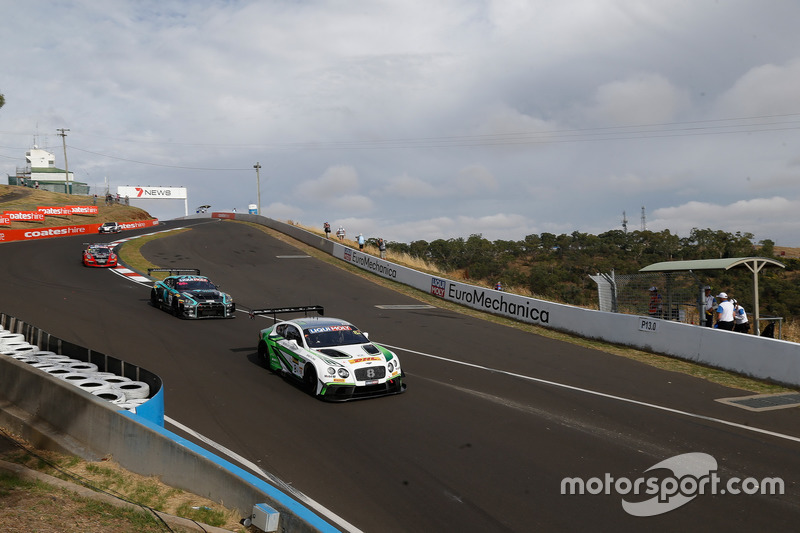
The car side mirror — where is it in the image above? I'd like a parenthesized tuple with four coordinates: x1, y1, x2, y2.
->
(289, 340, 299, 349)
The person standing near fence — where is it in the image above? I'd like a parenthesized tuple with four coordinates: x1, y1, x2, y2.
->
(648, 287, 663, 318)
(702, 286, 716, 327)
(378, 237, 386, 258)
(732, 299, 750, 333)
(715, 292, 735, 330)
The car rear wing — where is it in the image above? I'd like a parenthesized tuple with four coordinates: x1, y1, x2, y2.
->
(249, 305, 324, 320)
(147, 268, 201, 275)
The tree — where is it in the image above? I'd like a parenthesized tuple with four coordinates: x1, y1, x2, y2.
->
(0, 92, 5, 110)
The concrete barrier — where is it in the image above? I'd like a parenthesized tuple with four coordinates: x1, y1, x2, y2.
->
(225, 213, 800, 388)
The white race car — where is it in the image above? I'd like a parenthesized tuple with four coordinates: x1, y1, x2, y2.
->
(254, 306, 406, 401)
(98, 221, 121, 234)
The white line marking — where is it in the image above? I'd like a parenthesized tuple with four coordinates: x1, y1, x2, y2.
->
(164, 415, 363, 533)
(381, 343, 800, 445)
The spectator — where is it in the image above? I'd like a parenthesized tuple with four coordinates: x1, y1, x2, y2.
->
(357, 233, 365, 251)
(494, 281, 503, 291)
(715, 292, 735, 330)
(702, 286, 716, 327)
(324, 222, 331, 239)
(731, 299, 750, 334)
(336, 226, 345, 241)
(378, 238, 386, 258)
(648, 286, 663, 318)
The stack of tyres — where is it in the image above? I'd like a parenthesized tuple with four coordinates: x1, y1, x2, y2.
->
(0, 332, 150, 412)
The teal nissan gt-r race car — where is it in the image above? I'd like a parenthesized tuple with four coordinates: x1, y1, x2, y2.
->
(253, 306, 406, 401)
(148, 268, 235, 319)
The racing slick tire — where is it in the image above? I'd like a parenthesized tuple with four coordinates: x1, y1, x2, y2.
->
(303, 364, 318, 396)
(257, 341, 270, 368)
(150, 289, 159, 308)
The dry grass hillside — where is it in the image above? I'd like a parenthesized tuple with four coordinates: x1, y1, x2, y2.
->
(0, 185, 153, 228)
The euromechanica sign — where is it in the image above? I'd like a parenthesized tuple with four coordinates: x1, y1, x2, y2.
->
(442, 279, 551, 325)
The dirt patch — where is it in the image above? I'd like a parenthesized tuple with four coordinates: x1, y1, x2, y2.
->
(0, 187, 33, 203)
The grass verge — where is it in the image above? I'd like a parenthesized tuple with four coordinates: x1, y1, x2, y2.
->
(0, 427, 244, 532)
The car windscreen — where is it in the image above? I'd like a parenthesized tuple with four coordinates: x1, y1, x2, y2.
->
(90, 247, 110, 257)
(304, 324, 367, 347)
(175, 278, 217, 291)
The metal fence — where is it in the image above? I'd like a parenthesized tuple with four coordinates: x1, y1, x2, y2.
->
(590, 271, 706, 325)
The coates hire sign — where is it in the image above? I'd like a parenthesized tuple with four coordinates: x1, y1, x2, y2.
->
(119, 186, 187, 200)
(3, 211, 45, 223)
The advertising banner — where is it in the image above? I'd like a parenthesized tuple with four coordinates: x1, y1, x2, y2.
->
(0, 219, 159, 243)
(0, 215, 9, 226)
(3, 211, 46, 223)
(37, 206, 73, 216)
(67, 205, 99, 215)
(118, 186, 188, 200)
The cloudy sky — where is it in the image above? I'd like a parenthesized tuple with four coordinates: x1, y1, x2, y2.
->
(2, 1, 800, 245)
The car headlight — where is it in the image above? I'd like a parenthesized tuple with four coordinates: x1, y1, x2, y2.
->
(338, 368, 350, 378)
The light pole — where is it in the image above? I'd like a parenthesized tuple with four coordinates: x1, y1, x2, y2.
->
(253, 162, 262, 215)
(57, 128, 70, 194)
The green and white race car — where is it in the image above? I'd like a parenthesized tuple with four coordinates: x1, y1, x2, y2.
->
(253, 306, 406, 401)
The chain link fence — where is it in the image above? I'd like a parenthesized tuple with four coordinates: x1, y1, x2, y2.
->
(590, 271, 706, 325)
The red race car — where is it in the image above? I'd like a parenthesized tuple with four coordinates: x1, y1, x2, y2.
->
(82, 243, 118, 267)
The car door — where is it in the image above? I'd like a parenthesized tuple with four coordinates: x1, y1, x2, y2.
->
(278, 324, 305, 378)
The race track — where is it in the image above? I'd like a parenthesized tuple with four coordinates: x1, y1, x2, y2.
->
(1, 219, 799, 532)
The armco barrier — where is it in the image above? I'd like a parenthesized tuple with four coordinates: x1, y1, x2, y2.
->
(0, 313, 339, 532)
(219, 213, 800, 387)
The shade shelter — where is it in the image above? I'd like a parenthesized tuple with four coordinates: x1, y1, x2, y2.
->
(639, 257, 785, 335)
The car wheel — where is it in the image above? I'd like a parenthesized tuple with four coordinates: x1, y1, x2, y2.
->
(150, 289, 159, 307)
(303, 364, 318, 396)
(257, 341, 270, 368)
(171, 298, 182, 317)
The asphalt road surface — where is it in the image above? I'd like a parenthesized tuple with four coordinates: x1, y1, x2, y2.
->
(1, 219, 799, 532)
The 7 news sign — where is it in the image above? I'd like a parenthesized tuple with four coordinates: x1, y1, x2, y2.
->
(118, 186, 187, 199)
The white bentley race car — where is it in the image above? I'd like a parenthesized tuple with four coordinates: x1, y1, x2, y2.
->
(254, 306, 406, 401)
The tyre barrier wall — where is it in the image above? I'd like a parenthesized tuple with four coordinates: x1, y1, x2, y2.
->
(0, 313, 339, 533)
(0, 313, 163, 425)
(217, 213, 800, 388)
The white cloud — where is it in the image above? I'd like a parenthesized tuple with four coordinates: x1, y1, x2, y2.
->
(715, 59, 800, 117)
(295, 165, 360, 200)
(583, 73, 691, 125)
(650, 197, 800, 244)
